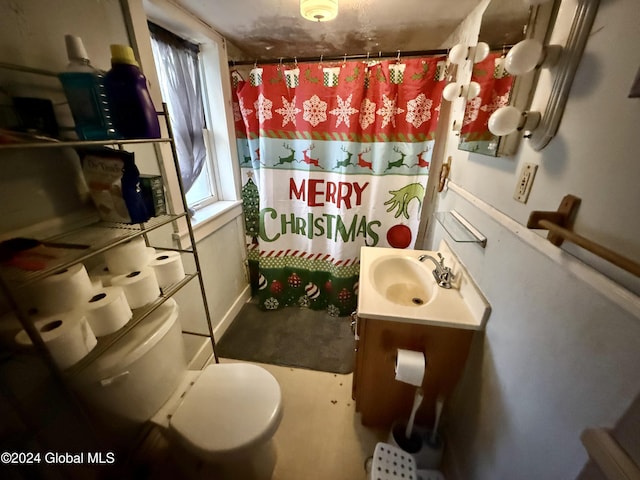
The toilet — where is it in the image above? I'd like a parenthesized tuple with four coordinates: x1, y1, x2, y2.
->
(72, 298, 282, 479)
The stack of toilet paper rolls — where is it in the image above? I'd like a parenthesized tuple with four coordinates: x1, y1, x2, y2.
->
(94, 236, 186, 296)
(15, 236, 185, 369)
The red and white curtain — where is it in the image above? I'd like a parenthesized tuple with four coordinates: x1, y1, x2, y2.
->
(459, 52, 514, 149)
(232, 57, 446, 316)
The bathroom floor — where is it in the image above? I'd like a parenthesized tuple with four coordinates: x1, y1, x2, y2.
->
(135, 359, 387, 480)
(237, 360, 387, 480)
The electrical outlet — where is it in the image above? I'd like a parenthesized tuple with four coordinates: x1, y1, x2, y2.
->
(514, 163, 538, 203)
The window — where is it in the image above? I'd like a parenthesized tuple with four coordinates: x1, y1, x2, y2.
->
(149, 23, 219, 210)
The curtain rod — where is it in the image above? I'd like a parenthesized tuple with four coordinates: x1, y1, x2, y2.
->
(228, 48, 449, 67)
(228, 44, 512, 67)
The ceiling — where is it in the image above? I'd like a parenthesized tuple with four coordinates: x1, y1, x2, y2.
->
(173, 0, 530, 61)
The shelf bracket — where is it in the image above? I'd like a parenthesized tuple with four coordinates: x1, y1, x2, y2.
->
(527, 194, 581, 246)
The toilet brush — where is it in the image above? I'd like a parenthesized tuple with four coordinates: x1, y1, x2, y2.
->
(405, 387, 424, 439)
(429, 394, 444, 445)
(416, 394, 445, 470)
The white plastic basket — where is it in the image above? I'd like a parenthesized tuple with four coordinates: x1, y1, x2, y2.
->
(369, 442, 417, 480)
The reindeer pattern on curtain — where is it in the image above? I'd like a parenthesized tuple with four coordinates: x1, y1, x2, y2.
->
(232, 56, 447, 316)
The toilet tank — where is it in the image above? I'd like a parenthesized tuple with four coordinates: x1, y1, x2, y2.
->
(72, 298, 187, 428)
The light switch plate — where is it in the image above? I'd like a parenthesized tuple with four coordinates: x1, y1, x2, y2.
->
(514, 163, 538, 203)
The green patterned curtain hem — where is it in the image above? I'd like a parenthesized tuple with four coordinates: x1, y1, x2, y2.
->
(247, 249, 360, 316)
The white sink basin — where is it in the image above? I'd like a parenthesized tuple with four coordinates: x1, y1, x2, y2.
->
(370, 255, 435, 307)
(358, 241, 490, 330)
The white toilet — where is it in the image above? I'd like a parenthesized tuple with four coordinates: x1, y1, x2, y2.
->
(73, 298, 283, 479)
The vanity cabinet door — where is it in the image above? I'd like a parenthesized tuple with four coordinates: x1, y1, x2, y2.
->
(354, 317, 474, 428)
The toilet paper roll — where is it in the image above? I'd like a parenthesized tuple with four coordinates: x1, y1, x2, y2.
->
(103, 237, 149, 275)
(89, 263, 113, 287)
(15, 311, 97, 370)
(145, 247, 156, 261)
(83, 286, 132, 336)
(395, 349, 425, 387)
(90, 277, 103, 291)
(111, 267, 160, 309)
(30, 263, 94, 315)
(149, 251, 185, 289)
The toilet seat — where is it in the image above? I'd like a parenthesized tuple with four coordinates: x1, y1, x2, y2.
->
(169, 363, 283, 459)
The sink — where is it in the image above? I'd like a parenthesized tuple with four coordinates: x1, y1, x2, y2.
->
(358, 241, 491, 330)
(370, 255, 435, 307)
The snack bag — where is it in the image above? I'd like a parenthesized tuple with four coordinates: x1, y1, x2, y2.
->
(78, 148, 150, 224)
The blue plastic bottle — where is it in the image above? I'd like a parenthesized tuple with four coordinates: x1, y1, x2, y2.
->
(58, 35, 117, 140)
(104, 45, 161, 139)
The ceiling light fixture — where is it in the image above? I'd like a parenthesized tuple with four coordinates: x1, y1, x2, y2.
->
(300, 0, 339, 22)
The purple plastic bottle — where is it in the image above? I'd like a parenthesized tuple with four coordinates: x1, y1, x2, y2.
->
(104, 44, 161, 139)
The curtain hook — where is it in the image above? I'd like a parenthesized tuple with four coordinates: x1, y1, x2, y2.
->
(378, 51, 382, 58)
(343, 53, 347, 66)
(253, 60, 258, 69)
(318, 54, 323, 69)
(396, 50, 401, 63)
(294, 56, 298, 68)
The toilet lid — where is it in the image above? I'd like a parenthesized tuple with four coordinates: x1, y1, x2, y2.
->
(169, 363, 282, 456)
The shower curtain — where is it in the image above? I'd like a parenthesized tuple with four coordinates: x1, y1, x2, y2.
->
(459, 52, 514, 152)
(232, 56, 447, 316)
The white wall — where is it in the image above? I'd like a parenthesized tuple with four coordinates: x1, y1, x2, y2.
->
(0, 0, 130, 237)
(173, 216, 249, 338)
(125, 0, 250, 336)
(428, 0, 640, 478)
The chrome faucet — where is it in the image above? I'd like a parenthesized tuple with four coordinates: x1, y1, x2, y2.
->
(418, 253, 455, 289)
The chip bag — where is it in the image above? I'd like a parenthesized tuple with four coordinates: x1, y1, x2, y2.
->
(78, 148, 150, 224)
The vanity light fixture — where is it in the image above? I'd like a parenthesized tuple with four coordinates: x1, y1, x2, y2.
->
(448, 42, 490, 65)
(300, 0, 338, 22)
(443, 81, 481, 102)
(488, 0, 600, 151)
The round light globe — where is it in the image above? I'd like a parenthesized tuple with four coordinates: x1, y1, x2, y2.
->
(448, 44, 469, 65)
(443, 83, 461, 101)
(488, 106, 522, 136)
(505, 39, 544, 75)
(474, 42, 490, 63)
(466, 81, 481, 99)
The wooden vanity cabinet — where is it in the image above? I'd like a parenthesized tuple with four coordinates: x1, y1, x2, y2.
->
(353, 316, 474, 429)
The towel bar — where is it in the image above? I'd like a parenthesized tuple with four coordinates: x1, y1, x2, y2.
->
(527, 195, 640, 277)
(581, 428, 640, 480)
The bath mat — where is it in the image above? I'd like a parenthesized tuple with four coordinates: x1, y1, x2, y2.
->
(216, 302, 355, 374)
